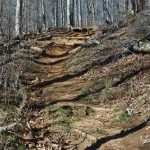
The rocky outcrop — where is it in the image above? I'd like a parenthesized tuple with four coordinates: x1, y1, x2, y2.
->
(132, 41, 150, 53)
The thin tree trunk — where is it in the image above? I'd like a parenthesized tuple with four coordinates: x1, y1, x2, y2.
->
(15, 0, 22, 36)
(41, 0, 46, 29)
(67, 0, 70, 26)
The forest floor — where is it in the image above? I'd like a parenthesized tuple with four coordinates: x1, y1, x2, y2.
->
(0, 11, 150, 150)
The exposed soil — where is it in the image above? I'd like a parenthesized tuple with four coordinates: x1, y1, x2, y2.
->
(0, 12, 150, 150)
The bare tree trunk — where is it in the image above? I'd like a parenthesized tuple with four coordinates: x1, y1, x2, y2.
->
(125, 0, 129, 13)
(67, 0, 70, 26)
(74, 0, 77, 26)
(0, 0, 4, 40)
(136, 0, 145, 12)
(15, 0, 22, 36)
(131, 0, 149, 12)
(131, 0, 136, 11)
(145, 0, 150, 10)
(41, 0, 46, 29)
(103, 0, 112, 22)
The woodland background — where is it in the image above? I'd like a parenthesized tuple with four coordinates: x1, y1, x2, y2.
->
(0, 0, 133, 41)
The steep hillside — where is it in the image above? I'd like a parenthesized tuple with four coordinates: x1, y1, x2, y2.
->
(0, 11, 150, 150)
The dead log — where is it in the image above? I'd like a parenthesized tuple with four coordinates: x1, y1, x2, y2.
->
(65, 37, 90, 40)
(30, 46, 44, 53)
(0, 123, 17, 132)
(36, 35, 52, 41)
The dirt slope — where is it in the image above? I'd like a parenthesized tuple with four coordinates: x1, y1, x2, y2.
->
(0, 12, 150, 150)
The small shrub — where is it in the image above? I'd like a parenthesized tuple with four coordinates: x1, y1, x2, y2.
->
(55, 108, 73, 133)
(118, 111, 129, 121)
(80, 88, 89, 95)
(0, 133, 25, 150)
(113, 107, 120, 112)
(21, 60, 40, 73)
(45, 105, 56, 111)
(101, 87, 117, 101)
(111, 111, 129, 123)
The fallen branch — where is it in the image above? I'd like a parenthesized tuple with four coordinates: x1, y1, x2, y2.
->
(0, 123, 17, 132)
(36, 35, 52, 41)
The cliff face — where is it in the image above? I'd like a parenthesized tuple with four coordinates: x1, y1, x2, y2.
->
(0, 12, 149, 150)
